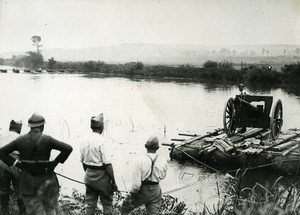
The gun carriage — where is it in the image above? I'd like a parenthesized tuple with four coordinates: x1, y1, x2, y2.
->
(223, 95, 283, 140)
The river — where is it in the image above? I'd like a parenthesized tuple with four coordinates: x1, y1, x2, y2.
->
(1, 67, 300, 212)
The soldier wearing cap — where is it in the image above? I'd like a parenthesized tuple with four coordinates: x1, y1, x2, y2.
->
(0, 113, 73, 215)
(80, 113, 118, 215)
(0, 119, 26, 215)
(239, 83, 248, 96)
(121, 136, 168, 215)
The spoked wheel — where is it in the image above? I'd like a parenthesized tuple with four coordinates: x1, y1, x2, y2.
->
(223, 98, 236, 136)
(270, 99, 283, 140)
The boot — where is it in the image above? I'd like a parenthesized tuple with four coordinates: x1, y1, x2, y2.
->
(17, 199, 27, 215)
(0, 195, 10, 215)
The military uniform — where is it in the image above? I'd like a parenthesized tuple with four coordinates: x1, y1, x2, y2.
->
(0, 120, 26, 215)
(80, 114, 117, 215)
(0, 113, 73, 215)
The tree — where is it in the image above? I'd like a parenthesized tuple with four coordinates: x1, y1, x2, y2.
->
(31, 35, 42, 53)
(25, 51, 44, 68)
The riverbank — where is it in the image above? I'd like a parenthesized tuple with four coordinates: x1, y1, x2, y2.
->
(3, 56, 300, 84)
(5, 173, 300, 215)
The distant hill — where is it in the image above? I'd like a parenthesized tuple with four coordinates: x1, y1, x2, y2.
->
(1, 43, 300, 65)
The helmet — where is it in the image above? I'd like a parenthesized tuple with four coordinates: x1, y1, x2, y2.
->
(28, 113, 46, 127)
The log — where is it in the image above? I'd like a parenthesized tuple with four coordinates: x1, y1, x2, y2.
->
(223, 138, 234, 147)
(171, 138, 185, 141)
(180, 128, 224, 146)
(218, 139, 234, 152)
(255, 149, 264, 154)
(255, 130, 271, 139)
(272, 140, 297, 151)
(178, 133, 198, 137)
(230, 128, 265, 143)
(263, 133, 299, 150)
(240, 141, 252, 149)
(162, 143, 174, 147)
(207, 146, 217, 153)
(282, 144, 300, 157)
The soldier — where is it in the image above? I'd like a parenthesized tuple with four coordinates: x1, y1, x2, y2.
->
(239, 83, 248, 96)
(0, 113, 73, 215)
(80, 114, 118, 215)
(0, 120, 26, 215)
(121, 136, 168, 215)
(238, 83, 248, 133)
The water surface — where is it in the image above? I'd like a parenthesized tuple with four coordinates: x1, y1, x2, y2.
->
(1, 68, 300, 211)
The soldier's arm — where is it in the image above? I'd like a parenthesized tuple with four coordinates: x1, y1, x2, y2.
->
(104, 163, 118, 191)
(82, 163, 87, 171)
(0, 139, 18, 166)
(49, 136, 73, 163)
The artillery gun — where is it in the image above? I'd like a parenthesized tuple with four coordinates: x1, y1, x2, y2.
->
(223, 95, 283, 140)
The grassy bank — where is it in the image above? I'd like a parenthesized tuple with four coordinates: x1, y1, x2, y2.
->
(48, 60, 300, 85)
(3, 54, 300, 84)
(4, 171, 300, 215)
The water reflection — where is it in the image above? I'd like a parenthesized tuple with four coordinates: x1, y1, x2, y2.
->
(82, 72, 300, 98)
(282, 83, 300, 98)
(246, 82, 282, 94)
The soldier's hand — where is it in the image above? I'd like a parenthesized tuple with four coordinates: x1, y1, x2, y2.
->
(15, 161, 24, 169)
(48, 160, 59, 171)
(111, 182, 118, 192)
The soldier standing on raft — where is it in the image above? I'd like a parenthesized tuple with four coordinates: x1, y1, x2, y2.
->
(80, 113, 118, 215)
(0, 120, 27, 215)
(238, 83, 248, 133)
(239, 83, 248, 97)
(0, 113, 73, 215)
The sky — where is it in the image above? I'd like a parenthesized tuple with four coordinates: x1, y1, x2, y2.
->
(0, 0, 299, 53)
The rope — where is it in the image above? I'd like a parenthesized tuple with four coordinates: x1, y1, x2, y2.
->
(55, 172, 85, 185)
(226, 158, 300, 173)
(174, 148, 221, 173)
(55, 170, 209, 195)
(55, 171, 127, 193)
(173, 146, 300, 175)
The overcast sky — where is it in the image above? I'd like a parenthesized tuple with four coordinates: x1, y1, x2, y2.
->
(0, 0, 299, 53)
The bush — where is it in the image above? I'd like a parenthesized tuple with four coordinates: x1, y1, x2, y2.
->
(244, 66, 282, 83)
(281, 62, 300, 82)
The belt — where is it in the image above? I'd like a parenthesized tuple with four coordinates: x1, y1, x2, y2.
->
(24, 168, 54, 176)
(86, 165, 105, 170)
(142, 181, 159, 185)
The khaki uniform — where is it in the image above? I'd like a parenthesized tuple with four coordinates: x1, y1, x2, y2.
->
(80, 132, 113, 215)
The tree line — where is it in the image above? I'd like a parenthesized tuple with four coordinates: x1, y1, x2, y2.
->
(0, 35, 299, 84)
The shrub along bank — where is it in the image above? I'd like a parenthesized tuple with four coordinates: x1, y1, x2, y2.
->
(52, 60, 298, 84)
(3, 54, 299, 84)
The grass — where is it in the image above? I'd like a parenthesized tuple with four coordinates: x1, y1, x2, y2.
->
(4, 170, 300, 214)
(58, 190, 188, 215)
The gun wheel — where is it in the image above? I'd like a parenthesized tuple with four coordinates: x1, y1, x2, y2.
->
(223, 98, 236, 136)
(270, 99, 283, 140)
